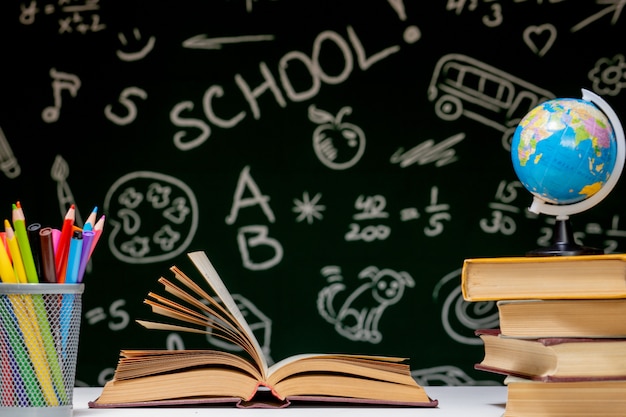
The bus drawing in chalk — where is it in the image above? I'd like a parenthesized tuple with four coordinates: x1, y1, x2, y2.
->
(427, 54, 554, 150)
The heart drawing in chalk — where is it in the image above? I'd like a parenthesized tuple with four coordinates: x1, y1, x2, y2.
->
(523, 24, 557, 57)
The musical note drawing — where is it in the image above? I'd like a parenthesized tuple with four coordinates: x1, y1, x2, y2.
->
(42, 68, 81, 123)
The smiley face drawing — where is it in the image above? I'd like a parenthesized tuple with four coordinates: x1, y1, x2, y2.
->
(103, 171, 198, 264)
(308, 104, 366, 170)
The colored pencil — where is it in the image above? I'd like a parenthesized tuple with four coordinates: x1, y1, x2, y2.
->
(55, 204, 75, 283)
(82, 206, 98, 232)
(77, 230, 95, 283)
(65, 230, 83, 284)
(0, 236, 17, 283)
(1, 231, 9, 261)
(4, 220, 27, 283)
(12, 203, 39, 283)
(0, 298, 45, 406)
(12, 205, 66, 403)
(88, 214, 105, 259)
(10, 293, 59, 406)
(0, 304, 16, 405)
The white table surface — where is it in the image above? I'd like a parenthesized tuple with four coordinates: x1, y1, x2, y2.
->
(71, 386, 507, 416)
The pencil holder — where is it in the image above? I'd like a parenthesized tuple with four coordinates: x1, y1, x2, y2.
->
(0, 283, 84, 416)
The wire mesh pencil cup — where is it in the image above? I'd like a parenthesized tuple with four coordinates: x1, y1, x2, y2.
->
(0, 283, 84, 416)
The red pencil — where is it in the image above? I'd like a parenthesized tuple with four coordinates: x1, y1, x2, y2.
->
(55, 204, 75, 283)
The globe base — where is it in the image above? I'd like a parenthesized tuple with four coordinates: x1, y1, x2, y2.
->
(526, 218, 604, 257)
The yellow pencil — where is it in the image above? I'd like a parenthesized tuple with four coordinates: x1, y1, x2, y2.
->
(10, 293, 59, 406)
(0, 237, 17, 283)
(5, 219, 27, 283)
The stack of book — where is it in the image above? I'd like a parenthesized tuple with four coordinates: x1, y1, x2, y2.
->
(462, 253, 626, 416)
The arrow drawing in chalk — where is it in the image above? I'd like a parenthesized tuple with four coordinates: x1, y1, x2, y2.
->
(571, 0, 625, 32)
(182, 34, 275, 50)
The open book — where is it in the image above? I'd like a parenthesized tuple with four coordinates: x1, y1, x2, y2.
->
(90, 251, 437, 409)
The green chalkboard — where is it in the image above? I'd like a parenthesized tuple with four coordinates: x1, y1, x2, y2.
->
(1, 1, 626, 387)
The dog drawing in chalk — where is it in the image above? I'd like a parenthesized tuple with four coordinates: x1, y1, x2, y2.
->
(317, 266, 415, 343)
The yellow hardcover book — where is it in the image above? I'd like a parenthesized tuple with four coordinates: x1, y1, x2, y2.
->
(497, 298, 626, 338)
(504, 376, 626, 417)
(461, 253, 626, 302)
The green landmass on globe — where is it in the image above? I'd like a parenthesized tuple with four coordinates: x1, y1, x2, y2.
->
(511, 98, 617, 205)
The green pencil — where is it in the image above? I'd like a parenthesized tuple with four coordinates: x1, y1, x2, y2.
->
(12, 203, 39, 283)
(32, 293, 68, 404)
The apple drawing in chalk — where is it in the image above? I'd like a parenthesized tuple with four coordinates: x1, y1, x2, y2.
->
(309, 104, 366, 170)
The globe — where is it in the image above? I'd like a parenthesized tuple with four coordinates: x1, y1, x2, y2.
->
(511, 97, 617, 206)
(510, 89, 625, 255)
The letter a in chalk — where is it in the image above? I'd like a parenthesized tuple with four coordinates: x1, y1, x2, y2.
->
(226, 165, 276, 224)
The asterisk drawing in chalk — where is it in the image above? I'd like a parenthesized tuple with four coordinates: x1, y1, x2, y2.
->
(293, 191, 326, 224)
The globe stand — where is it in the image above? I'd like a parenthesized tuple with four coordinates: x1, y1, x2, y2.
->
(526, 216, 603, 256)
(515, 89, 625, 257)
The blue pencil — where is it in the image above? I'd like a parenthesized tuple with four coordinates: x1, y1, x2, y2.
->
(59, 292, 76, 363)
(82, 206, 98, 232)
(65, 231, 83, 284)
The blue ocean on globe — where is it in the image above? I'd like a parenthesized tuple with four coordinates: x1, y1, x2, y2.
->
(511, 98, 617, 205)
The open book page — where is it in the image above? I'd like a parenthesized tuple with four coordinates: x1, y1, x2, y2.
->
(188, 251, 269, 377)
(113, 350, 263, 381)
(266, 354, 416, 387)
(136, 252, 265, 375)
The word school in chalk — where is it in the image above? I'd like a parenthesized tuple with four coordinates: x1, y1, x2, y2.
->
(168, 25, 408, 150)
